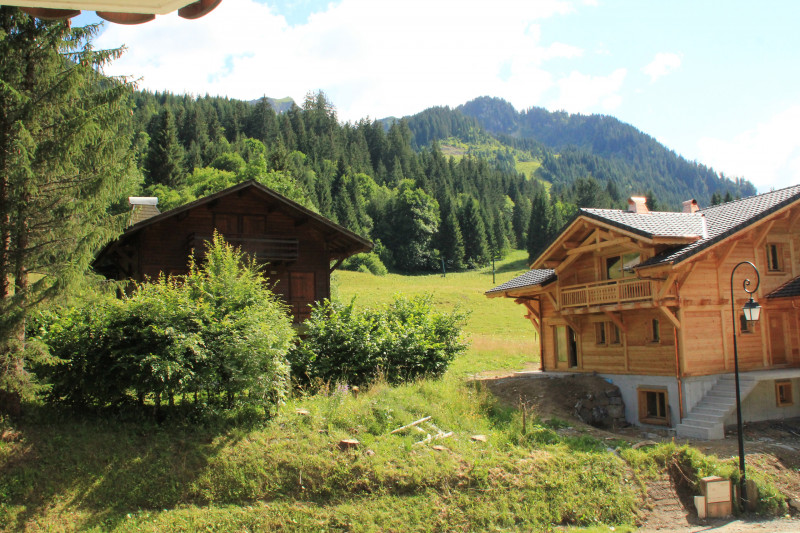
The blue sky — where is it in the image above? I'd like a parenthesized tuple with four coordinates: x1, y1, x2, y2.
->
(89, 0, 800, 193)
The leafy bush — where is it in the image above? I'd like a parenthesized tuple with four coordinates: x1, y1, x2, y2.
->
(289, 295, 468, 387)
(35, 234, 294, 417)
(341, 252, 388, 276)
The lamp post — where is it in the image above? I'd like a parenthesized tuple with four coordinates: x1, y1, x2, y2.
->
(730, 261, 761, 509)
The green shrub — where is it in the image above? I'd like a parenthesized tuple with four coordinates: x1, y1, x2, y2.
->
(35, 234, 294, 417)
(341, 252, 388, 276)
(288, 295, 468, 387)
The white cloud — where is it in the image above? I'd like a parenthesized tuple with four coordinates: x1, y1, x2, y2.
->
(642, 52, 681, 83)
(697, 105, 800, 192)
(549, 68, 627, 113)
(95, 0, 581, 121)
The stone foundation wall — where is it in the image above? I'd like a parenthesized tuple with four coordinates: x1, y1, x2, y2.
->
(574, 385, 627, 429)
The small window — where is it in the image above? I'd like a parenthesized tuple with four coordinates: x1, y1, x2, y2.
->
(595, 322, 607, 345)
(766, 243, 784, 272)
(639, 388, 669, 425)
(776, 381, 793, 407)
(651, 318, 660, 343)
(610, 324, 621, 344)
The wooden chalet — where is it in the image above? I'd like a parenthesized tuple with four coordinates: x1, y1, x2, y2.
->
(487, 187, 800, 439)
(94, 181, 372, 323)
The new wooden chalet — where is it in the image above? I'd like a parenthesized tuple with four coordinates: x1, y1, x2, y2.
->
(487, 186, 800, 439)
(94, 181, 372, 323)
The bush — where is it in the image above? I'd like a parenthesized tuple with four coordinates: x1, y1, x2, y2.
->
(341, 252, 388, 276)
(35, 234, 294, 417)
(289, 295, 468, 387)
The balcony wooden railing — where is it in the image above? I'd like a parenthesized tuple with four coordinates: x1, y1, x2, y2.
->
(560, 278, 653, 309)
(188, 233, 299, 262)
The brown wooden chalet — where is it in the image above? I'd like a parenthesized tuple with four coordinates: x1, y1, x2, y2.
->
(94, 181, 372, 323)
(487, 186, 800, 439)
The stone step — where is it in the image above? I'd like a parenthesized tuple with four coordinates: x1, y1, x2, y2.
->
(686, 412, 726, 423)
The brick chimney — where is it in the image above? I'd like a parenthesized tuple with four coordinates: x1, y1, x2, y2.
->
(129, 197, 160, 225)
(682, 199, 699, 213)
(627, 196, 649, 214)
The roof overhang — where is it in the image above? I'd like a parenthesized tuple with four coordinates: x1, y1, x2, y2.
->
(9, 0, 222, 24)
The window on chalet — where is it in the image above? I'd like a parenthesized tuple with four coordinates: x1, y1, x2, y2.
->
(638, 388, 669, 425)
(651, 318, 660, 343)
(595, 322, 606, 345)
(606, 252, 641, 280)
(595, 321, 621, 346)
(610, 323, 621, 344)
(766, 243, 784, 272)
(776, 381, 793, 407)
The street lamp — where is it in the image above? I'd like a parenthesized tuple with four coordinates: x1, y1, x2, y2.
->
(730, 260, 761, 509)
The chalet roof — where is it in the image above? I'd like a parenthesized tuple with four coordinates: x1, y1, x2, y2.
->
(767, 276, 800, 300)
(96, 180, 372, 261)
(580, 209, 708, 240)
(485, 269, 555, 296)
(640, 184, 800, 268)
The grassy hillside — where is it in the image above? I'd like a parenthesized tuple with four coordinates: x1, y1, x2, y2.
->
(0, 253, 789, 531)
(335, 249, 539, 377)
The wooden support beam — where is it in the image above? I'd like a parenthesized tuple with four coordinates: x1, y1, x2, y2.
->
(329, 258, 344, 274)
(603, 310, 628, 333)
(715, 240, 738, 269)
(657, 271, 679, 300)
(658, 305, 681, 329)
(753, 219, 775, 248)
(565, 237, 630, 256)
(544, 291, 560, 311)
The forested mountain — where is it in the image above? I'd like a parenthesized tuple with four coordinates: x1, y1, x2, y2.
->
(127, 90, 756, 273)
(455, 96, 755, 207)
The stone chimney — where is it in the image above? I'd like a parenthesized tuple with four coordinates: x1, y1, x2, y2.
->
(682, 199, 699, 213)
(129, 197, 160, 225)
(627, 196, 649, 214)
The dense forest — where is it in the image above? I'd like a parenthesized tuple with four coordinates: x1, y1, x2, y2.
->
(129, 91, 755, 275)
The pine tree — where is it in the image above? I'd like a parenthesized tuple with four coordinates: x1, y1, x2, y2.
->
(437, 201, 465, 270)
(145, 107, 185, 187)
(527, 190, 550, 261)
(0, 9, 137, 401)
(460, 198, 489, 268)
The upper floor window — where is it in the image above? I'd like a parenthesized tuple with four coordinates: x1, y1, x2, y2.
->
(651, 318, 660, 343)
(766, 243, 784, 272)
(606, 252, 641, 280)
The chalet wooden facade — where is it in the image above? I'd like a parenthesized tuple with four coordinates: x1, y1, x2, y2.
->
(488, 187, 800, 439)
(94, 181, 372, 323)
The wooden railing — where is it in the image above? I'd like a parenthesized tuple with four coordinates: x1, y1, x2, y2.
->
(188, 233, 299, 262)
(560, 278, 653, 309)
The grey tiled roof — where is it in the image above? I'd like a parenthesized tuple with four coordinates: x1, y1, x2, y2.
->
(767, 276, 800, 299)
(581, 208, 707, 239)
(640, 184, 800, 267)
(486, 269, 556, 295)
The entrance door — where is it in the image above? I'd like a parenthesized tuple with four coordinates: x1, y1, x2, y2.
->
(554, 325, 579, 369)
(289, 271, 315, 322)
(769, 314, 788, 365)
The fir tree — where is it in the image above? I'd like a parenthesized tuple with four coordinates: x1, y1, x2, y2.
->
(527, 190, 550, 261)
(145, 107, 185, 187)
(460, 198, 489, 268)
(0, 9, 137, 401)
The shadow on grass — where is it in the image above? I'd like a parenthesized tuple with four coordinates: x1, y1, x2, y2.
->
(1, 406, 245, 531)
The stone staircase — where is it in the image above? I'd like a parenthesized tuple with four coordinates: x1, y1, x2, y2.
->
(676, 375, 757, 440)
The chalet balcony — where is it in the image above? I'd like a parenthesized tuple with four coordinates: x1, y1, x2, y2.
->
(188, 233, 299, 263)
(560, 278, 654, 309)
